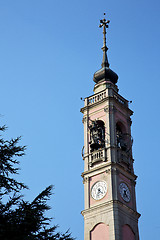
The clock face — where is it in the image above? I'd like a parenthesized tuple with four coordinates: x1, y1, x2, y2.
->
(91, 181, 107, 200)
(119, 182, 131, 202)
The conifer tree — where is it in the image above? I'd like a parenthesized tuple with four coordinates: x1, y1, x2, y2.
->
(0, 126, 74, 240)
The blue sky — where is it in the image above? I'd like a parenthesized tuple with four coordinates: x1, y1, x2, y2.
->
(0, 0, 160, 239)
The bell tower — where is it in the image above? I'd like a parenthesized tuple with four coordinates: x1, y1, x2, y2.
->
(80, 14, 140, 240)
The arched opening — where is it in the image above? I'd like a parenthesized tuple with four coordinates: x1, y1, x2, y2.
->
(89, 120, 105, 152)
(90, 223, 109, 240)
(122, 224, 135, 240)
(116, 122, 127, 151)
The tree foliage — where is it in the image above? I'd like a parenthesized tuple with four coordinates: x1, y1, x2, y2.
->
(0, 126, 74, 240)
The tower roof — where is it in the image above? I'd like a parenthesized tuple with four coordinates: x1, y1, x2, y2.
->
(93, 14, 118, 84)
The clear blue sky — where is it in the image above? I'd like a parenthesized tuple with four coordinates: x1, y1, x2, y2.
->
(0, 0, 160, 239)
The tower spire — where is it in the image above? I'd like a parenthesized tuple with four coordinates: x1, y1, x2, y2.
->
(93, 14, 118, 86)
(99, 13, 110, 68)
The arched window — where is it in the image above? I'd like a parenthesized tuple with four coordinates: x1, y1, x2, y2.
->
(89, 120, 105, 152)
(90, 223, 109, 240)
(122, 224, 135, 240)
(116, 122, 127, 151)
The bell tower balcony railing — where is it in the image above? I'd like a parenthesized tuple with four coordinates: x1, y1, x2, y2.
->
(89, 148, 106, 167)
(85, 88, 128, 107)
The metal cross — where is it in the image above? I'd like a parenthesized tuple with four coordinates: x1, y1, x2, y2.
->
(99, 13, 110, 68)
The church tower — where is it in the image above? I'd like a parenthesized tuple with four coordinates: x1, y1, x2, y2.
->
(80, 14, 140, 240)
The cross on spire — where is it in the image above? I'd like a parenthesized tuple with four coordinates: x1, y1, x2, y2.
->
(99, 13, 110, 68)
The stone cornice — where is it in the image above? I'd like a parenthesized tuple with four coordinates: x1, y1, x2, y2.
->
(81, 162, 111, 178)
(81, 200, 140, 220)
(81, 162, 137, 181)
(80, 88, 133, 116)
(80, 97, 107, 113)
(80, 97, 133, 118)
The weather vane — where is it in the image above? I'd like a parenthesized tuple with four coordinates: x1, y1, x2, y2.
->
(99, 13, 110, 68)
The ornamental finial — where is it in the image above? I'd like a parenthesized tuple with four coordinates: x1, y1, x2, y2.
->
(99, 13, 110, 68)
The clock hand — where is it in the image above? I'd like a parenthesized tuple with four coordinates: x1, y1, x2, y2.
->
(123, 190, 129, 200)
(123, 190, 127, 197)
(97, 188, 103, 195)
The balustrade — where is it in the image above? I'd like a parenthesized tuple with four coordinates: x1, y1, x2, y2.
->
(87, 90, 106, 105)
(86, 89, 128, 107)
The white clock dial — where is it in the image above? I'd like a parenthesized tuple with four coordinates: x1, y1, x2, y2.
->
(91, 181, 107, 200)
(119, 182, 131, 202)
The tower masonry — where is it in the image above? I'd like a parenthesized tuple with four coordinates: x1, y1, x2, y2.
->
(80, 14, 140, 240)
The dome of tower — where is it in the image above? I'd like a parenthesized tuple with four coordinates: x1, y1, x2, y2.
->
(93, 66, 118, 84)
